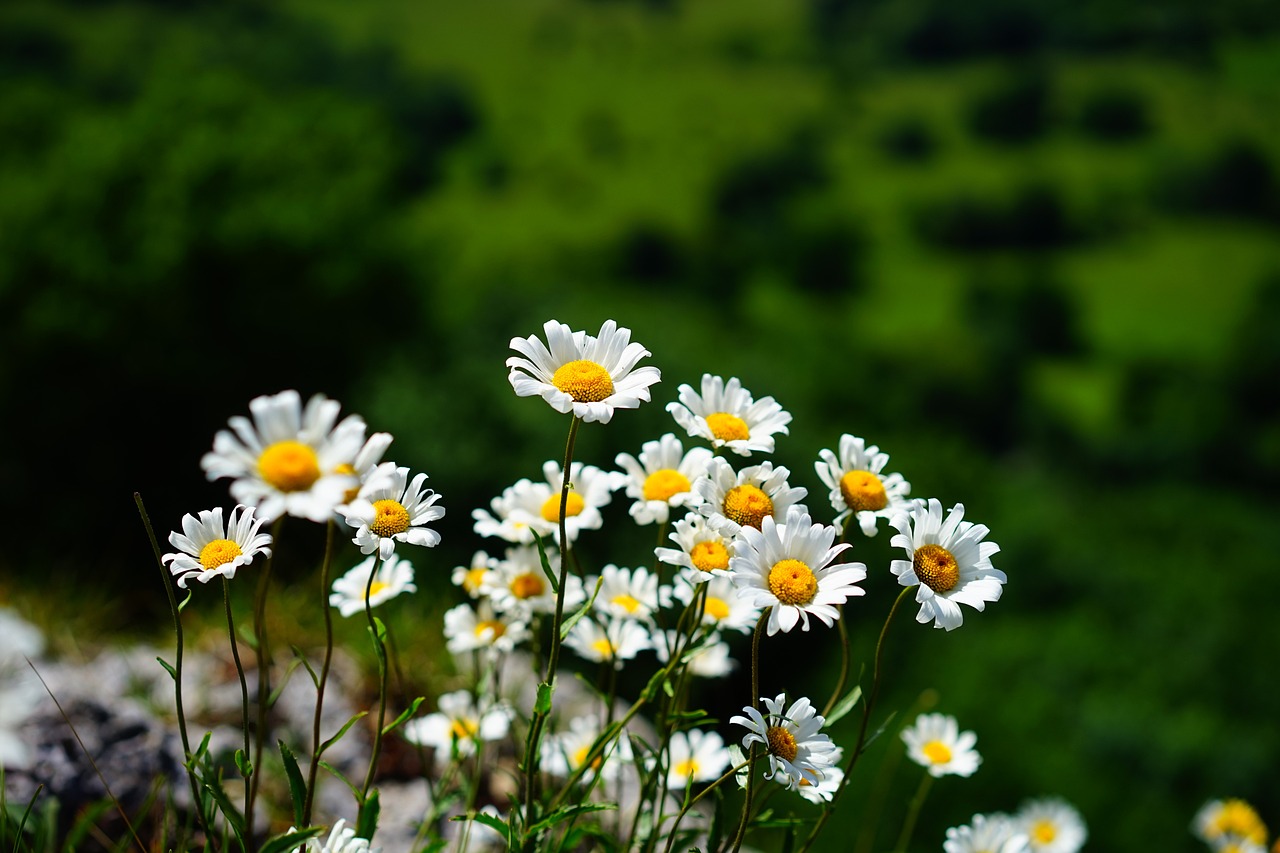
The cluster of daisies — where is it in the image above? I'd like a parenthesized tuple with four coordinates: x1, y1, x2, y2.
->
(1194, 799, 1276, 853)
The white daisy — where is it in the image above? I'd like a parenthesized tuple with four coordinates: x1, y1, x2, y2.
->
(542, 715, 632, 781)
(901, 713, 981, 778)
(668, 573, 760, 634)
(890, 499, 1005, 631)
(652, 630, 736, 678)
(794, 747, 844, 803)
(342, 463, 445, 560)
(564, 615, 651, 669)
(201, 390, 368, 523)
(451, 550, 496, 599)
(162, 505, 272, 588)
(655, 512, 737, 582)
(730, 693, 839, 790)
(695, 458, 807, 538)
(1194, 799, 1268, 847)
(293, 818, 381, 853)
(730, 508, 866, 636)
(472, 460, 618, 546)
(613, 433, 712, 526)
(667, 374, 792, 457)
(402, 690, 512, 767)
(591, 565, 661, 622)
(666, 729, 732, 789)
(1017, 798, 1088, 853)
(507, 319, 661, 424)
(443, 602, 530, 657)
(814, 434, 912, 537)
(328, 552, 417, 618)
(945, 814, 1031, 853)
(482, 546, 585, 619)
(1208, 838, 1268, 853)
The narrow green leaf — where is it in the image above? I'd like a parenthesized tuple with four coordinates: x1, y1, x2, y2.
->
(862, 710, 898, 751)
(203, 779, 245, 844)
(318, 711, 369, 758)
(234, 749, 253, 778)
(278, 740, 307, 828)
(531, 531, 559, 593)
(155, 656, 177, 682)
(318, 760, 362, 803)
(63, 799, 113, 852)
(238, 623, 258, 651)
(382, 696, 425, 736)
(266, 656, 304, 708)
(177, 589, 194, 613)
(558, 576, 604, 641)
(291, 645, 321, 690)
(355, 788, 380, 841)
(187, 731, 212, 769)
(453, 811, 514, 848)
(529, 802, 617, 834)
(534, 681, 554, 715)
(824, 685, 863, 727)
(260, 827, 324, 853)
(641, 666, 668, 702)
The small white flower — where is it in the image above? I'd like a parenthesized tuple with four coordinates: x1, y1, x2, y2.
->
(443, 602, 530, 657)
(652, 630, 736, 678)
(731, 694, 839, 790)
(542, 715, 632, 781)
(564, 615, 651, 669)
(591, 565, 661, 622)
(890, 498, 1004, 631)
(667, 374, 791, 456)
(295, 818, 381, 853)
(901, 713, 981, 778)
(507, 319, 661, 424)
(1193, 799, 1269, 847)
(451, 550, 496, 599)
(655, 512, 737, 582)
(482, 546, 585, 619)
(695, 458, 807, 538)
(944, 814, 1030, 853)
(402, 690, 512, 767)
(343, 463, 445, 560)
(162, 505, 272, 588)
(668, 573, 760, 634)
(814, 434, 911, 537)
(472, 460, 618, 546)
(614, 433, 713, 525)
(1017, 798, 1088, 853)
(328, 552, 417, 617)
(666, 729, 732, 789)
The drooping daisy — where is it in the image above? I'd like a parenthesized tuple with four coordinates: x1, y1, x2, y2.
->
(507, 319, 661, 424)
(890, 498, 1005, 631)
(328, 552, 417, 618)
(666, 729, 732, 790)
(163, 506, 272, 588)
(655, 512, 737, 582)
(668, 573, 761, 634)
(652, 630, 736, 678)
(944, 814, 1030, 853)
(564, 615, 652, 669)
(814, 434, 912, 537)
(342, 463, 445, 560)
(1017, 798, 1088, 853)
(1194, 799, 1268, 847)
(591, 565, 661, 622)
(201, 390, 368, 523)
(483, 546, 585, 619)
(451, 550, 496, 599)
(731, 694, 839, 790)
(443, 602, 530, 657)
(794, 747, 844, 803)
(614, 433, 713, 525)
(292, 818, 381, 853)
(730, 508, 865, 636)
(542, 715, 632, 781)
(695, 458, 807, 538)
(667, 374, 792, 457)
(402, 690, 512, 767)
(472, 461, 618, 546)
(901, 713, 981, 778)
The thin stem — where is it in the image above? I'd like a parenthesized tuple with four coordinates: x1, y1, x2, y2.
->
(730, 609, 770, 853)
(894, 772, 933, 852)
(822, 612, 851, 718)
(359, 553, 389, 823)
(248, 517, 282, 838)
(223, 577, 253, 849)
(303, 519, 337, 826)
(661, 759, 751, 853)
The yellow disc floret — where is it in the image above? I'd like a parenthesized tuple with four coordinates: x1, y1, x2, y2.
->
(768, 559, 819, 606)
(370, 499, 411, 537)
(839, 470, 888, 513)
(765, 725, 798, 762)
(474, 620, 506, 639)
(1208, 800, 1267, 843)
(199, 539, 243, 570)
(922, 740, 952, 765)
(366, 581, 389, 599)
(723, 484, 773, 530)
(450, 718, 480, 740)
(541, 492, 586, 523)
(1032, 821, 1057, 844)
(913, 544, 960, 593)
(704, 597, 731, 621)
(511, 573, 545, 600)
(258, 441, 321, 493)
(552, 359, 615, 403)
(591, 638, 616, 658)
(706, 412, 750, 442)
(643, 469, 692, 502)
(674, 758, 699, 780)
(463, 567, 489, 594)
(612, 594, 641, 614)
(690, 541, 730, 573)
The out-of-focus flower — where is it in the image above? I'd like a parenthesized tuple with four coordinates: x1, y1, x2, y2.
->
(1194, 799, 1268, 847)
(1017, 797, 1088, 853)
(342, 463, 444, 560)
(329, 552, 416, 617)
(666, 729, 732, 789)
(483, 546, 584, 619)
(162, 505, 271, 588)
(614, 433, 712, 525)
(944, 814, 1030, 853)
(472, 461, 617, 546)
(564, 615, 651, 669)
(667, 374, 791, 457)
(290, 818, 381, 853)
(814, 434, 911, 537)
(668, 573, 760, 634)
(402, 690, 512, 767)
(591, 565, 661, 622)
(451, 550, 496, 599)
(901, 713, 981, 778)
(443, 602, 529, 657)
(542, 715, 632, 781)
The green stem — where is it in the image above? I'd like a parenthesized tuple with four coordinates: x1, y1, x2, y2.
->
(223, 577, 253, 850)
(662, 759, 752, 853)
(358, 553, 389, 829)
(303, 519, 336, 825)
(894, 772, 933, 852)
(729, 609, 770, 853)
(248, 517, 282, 839)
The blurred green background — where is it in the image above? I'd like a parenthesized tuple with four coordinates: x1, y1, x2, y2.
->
(2, 0, 1278, 848)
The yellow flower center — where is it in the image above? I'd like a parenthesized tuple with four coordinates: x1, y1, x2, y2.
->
(334, 462, 360, 502)
(1032, 821, 1057, 844)
(511, 573, 546, 600)
(643, 469, 692, 502)
(199, 539, 243, 570)
(922, 740, 952, 765)
(449, 718, 480, 740)
(705, 597, 731, 621)
(1210, 800, 1267, 842)
(706, 412, 749, 442)
(541, 492, 586, 523)
(366, 580, 389, 599)
(673, 758, 699, 780)
(551, 359, 615, 402)
(463, 567, 488, 593)
(572, 745, 603, 770)
(839, 470, 888, 513)
(370, 499, 411, 537)
(913, 544, 960, 593)
(690, 541, 730, 573)
(723, 484, 773, 530)
(258, 441, 321, 493)
(765, 725, 798, 763)
(768, 559, 818, 606)
(591, 638, 616, 658)
(612, 594, 641, 614)
(474, 619, 506, 639)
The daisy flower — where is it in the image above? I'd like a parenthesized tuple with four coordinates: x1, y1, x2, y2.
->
(291, 819, 381, 853)
(730, 508, 866, 636)
(695, 458, 807, 538)
(443, 602, 530, 657)
(451, 550, 496, 599)
(472, 461, 618, 546)
(666, 729, 732, 789)
(652, 630, 736, 678)
(655, 512, 737, 582)
(564, 615, 651, 669)
(328, 552, 417, 618)
(945, 814, 1030, 853)
(507, 319, 661, 424)
(591, 565, 661, 622)
(667, 374, 792, 456)
(342, 463, 445, 560)
(668, 573, 761, 634)
(794, 748, 844, 803)
(201, 390, 368, 523)
(890, 498, 1005, 631)
(901, 713, 981, 778)
(542, 715, 632, 781)
(483, 546, 585, 619)
(163, 506, 272, 588)
(1194, 799, 1268, 846)
(614, 433, 713, 525)
(814, 434, 912, 537)
(402, 690, 512, 767)
(1017, 798, 1088, 853)
(731, 693, 839, 790)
